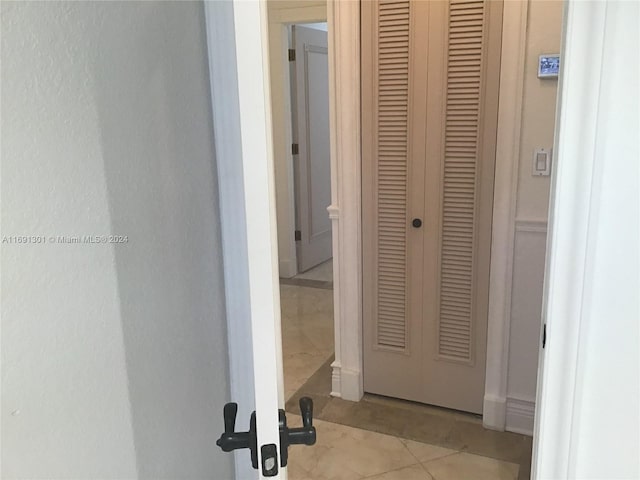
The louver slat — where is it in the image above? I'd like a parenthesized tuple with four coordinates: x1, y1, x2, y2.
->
(375, 0, 410, 350)
(438, 0, 486, 362)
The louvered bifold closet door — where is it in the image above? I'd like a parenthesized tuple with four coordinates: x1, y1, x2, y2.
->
(437, 0, 487, 361)
(362, 0, 428, 400)
(363, 0, 502, 413)
(421, 0, 502, 413)
(373, 0, 410, 350)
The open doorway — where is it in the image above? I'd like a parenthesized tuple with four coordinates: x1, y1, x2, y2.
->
(279, 19, 335, 391)
(269, 18, 335, 402)
(287, 23, 333, 282)
(266, 1, 558, 479)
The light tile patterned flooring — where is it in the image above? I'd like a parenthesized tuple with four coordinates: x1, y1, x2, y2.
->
(280, 283, 521, 480)
(286, 418, 519, 480)
(281, 284, 335, 401)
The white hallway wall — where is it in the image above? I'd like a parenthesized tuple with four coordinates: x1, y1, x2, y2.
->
(1, 2, 233, 477)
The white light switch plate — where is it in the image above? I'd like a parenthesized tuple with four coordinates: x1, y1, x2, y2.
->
(532, 148, 552, 176)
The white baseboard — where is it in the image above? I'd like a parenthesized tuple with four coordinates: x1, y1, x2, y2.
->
(278, 258, 297, 279)
(330, 361, 363, 401)
(483, 394, 507, 431)
(506, 396, 535, 436)
(330, 361, 342, 398)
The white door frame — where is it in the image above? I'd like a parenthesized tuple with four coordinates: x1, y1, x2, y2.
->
(327, 0, 531, 430)
(533, 1, 640, 477)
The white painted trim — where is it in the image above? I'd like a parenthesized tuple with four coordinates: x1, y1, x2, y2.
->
(506, 396, 536, 436)
(482, 394, 507, 431)
(278, 258, 297, 279)
(327, 0, 363, 401)
(269, 20, 297, 279)
(515, 219, 548, 234)
(483, 0, 529, 432)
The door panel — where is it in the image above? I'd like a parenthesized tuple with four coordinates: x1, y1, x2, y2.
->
(363, 0, 502, 414)
(368, 0, 410, 350)
(362, 0, 428, 401)
(292, 26, 332, 273)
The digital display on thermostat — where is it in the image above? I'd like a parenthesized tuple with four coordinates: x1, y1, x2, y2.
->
(538, 54, 560, 78)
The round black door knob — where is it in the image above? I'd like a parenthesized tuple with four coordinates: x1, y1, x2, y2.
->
(412, 218, 422, 228)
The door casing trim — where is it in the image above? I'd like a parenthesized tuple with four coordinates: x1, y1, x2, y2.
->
(326, 0, 364, 401)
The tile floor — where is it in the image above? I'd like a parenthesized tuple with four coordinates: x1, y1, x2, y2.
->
(286, 418, 519, 480)
(281, 284, 334, 400)
(280, 281, 526, 480)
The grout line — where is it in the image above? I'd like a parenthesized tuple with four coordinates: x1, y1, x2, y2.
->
(417, 461, 435, 479)
(398, 437, 463, 478)
(421, 450, 462, 466)
(398, 437, 424, 466)
(360, 461, 422, 479)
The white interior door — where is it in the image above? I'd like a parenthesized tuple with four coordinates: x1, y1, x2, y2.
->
(235, 0, 283, 476)
(206, 1, 285, 478)
(292, 25, 332, 273)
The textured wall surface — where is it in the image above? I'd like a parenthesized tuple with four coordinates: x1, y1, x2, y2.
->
(1, 2, 233, 478)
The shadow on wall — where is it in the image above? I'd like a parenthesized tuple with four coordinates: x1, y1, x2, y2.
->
(91, 2, 232, 477)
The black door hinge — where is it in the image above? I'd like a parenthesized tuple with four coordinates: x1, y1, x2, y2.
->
(542, 324, 547, 349)
(288, 49, 296, 61)
(294, 230, 301, 241)
(292, 143, 299, 155)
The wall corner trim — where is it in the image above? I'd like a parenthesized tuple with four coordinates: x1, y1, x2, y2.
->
(328, 0, 364, 403)
(515, 218, 548, 234)
(483, 394, 507, 431)
(278, 258, 297, 279)
(506, 396, 536, 436)
(327, 204, 340, 220)
(330, 360, 342, 398)
(484, 0, 530, 430)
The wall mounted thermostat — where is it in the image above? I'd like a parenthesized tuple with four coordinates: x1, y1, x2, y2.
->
(538, 54, 560, 78)
(533, 148, 552, 176)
